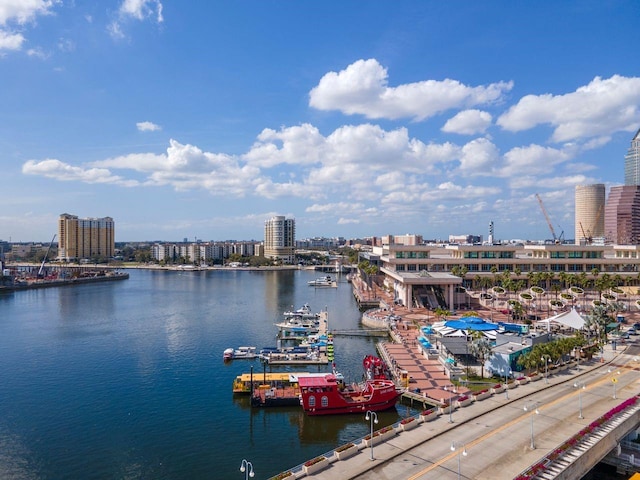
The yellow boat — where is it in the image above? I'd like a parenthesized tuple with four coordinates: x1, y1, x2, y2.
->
(232, 371, 327, 394)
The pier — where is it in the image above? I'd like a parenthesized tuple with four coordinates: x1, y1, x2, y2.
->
(262, 311, 332, 366)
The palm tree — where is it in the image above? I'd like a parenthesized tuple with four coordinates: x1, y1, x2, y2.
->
(585, 304, 611, 347)
(468, 330, 493, 378)
(434, 307, 450, 322)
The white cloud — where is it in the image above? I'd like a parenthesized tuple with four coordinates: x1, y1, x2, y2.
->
(497, 75, 640, 142)
(22, 158, 138, 186)
(0, 29, 23, 50)
(119, 0, 163, 23)
(57, 37, 74, 52)
(26, 46, 48, 58)
(306, 202, 364, 214)
(0, 0, 59, 52)
(93, 139, 262, 196)
(0, 0, 58, 25)
(22, 124, 468, 208)
(107, 21, 125, 40)
(442, 109, 492, 135)
(136, 121, 161, 132)
(457, 138, 500, 176)
(309, 58, 513, 121)
(427, 182, 500, 201)
(110, 0, 163, 40)
(499, 144, 571, 177)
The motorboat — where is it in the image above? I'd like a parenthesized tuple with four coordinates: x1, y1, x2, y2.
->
(308, 275, 335, 287)
(223, 346, 258, 361)
(282, 303, 320, 320)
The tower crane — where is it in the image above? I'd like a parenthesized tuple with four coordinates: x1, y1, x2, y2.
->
(535, 194, 564, 244)
(586, 204, 604, 241)
(37, 234, 57, 278)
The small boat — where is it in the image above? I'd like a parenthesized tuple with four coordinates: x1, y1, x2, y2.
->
(308, 275, 335, 287)
(298, 373, 400, 415)
(223, 348, 234, 362)
(223, 346, 258, 361)
(275, 304, 321, 338)
(283, 303, 320, 320)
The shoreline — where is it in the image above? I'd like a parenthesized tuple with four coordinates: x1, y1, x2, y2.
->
(0, 272, 129, 292)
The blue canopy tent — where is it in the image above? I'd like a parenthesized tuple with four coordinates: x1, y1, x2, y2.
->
(443, 316, 499, 332)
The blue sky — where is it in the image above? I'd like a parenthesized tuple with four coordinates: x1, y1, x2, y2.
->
(1, 1, 640, 243)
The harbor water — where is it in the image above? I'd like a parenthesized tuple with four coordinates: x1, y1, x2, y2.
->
(0, 268, 406, 479)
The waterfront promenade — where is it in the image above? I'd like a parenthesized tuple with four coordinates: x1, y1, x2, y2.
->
(265, 275, 640, 479)
(276, 342, 639, 479)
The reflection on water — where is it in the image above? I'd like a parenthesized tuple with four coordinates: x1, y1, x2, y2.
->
(0, 268, 406, 479)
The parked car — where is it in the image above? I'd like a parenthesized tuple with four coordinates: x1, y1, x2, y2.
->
(632, 322, 640, 330)
(628, 328, 638, 336)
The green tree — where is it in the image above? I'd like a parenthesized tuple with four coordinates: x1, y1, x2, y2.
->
(468, 331, 493, 378)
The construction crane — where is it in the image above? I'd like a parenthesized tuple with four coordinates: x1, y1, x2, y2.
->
(579, 205, 604, 245)
(38, 234, 57, 278)
(586, 204, 604, 241)
(535, 194, 564, 244)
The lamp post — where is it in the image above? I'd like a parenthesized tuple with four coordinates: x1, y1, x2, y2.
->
(574, 381, 586, 419)
(523, 402, 540, 449)
(365, 410, 378, 460)
(450, 441, 467, 480)
(541, 355, 550, 384)
(444, 385, 456, 423)
(502, 367, 511, 400)
(240, 459, 254, 480)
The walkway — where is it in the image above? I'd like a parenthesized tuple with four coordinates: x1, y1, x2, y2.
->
(295, 343, 640, 480)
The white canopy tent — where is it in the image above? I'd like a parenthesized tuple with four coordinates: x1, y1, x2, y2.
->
(536, 308, 585, 331)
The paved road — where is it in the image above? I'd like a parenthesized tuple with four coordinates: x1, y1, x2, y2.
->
(308, 345, 640, 480)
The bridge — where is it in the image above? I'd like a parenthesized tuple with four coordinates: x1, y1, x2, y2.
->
(275, 345, 640, 479)
(330, 329, 389, 337)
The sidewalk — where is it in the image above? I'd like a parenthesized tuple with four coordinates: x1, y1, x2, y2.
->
(300, 341, 630, 480)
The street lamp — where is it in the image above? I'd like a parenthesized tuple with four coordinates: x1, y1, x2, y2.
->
(574, 381, 586, 419)
(450, 441, 467, 480)
(541, 355, 550, 384)
(444, 385, 456, 423)
(365, 410, 378, 460)
(240, 459, 254, 480)
(502, 367, 512, 399)
(523, 402, 540, 449)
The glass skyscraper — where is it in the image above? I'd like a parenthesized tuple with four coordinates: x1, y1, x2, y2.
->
(624, 128, 640, 185)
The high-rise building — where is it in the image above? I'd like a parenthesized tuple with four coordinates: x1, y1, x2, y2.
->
(575, 184, 605, 245)
(605, 185, 640, 245)
(264, 216, 295, 263)
(58, 214, 115, 261)
(624, 128, 640, 185)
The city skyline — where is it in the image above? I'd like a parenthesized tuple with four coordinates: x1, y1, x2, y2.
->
(1, 1, 640, 242)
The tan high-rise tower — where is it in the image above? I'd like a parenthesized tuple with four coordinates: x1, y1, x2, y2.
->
(264, 216, 295, 263)
(58, 214, 115, 261)
(575, 184, 605, 245)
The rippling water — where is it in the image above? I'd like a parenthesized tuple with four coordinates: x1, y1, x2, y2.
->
(0, 269, 405, 479)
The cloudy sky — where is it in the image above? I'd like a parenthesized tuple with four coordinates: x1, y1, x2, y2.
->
(1, 1, 639, 243)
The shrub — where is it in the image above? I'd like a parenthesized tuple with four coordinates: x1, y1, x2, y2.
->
(335, 442, 355, 453)
(304, 456, 326, 467)
(272, 472, 293, 480)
